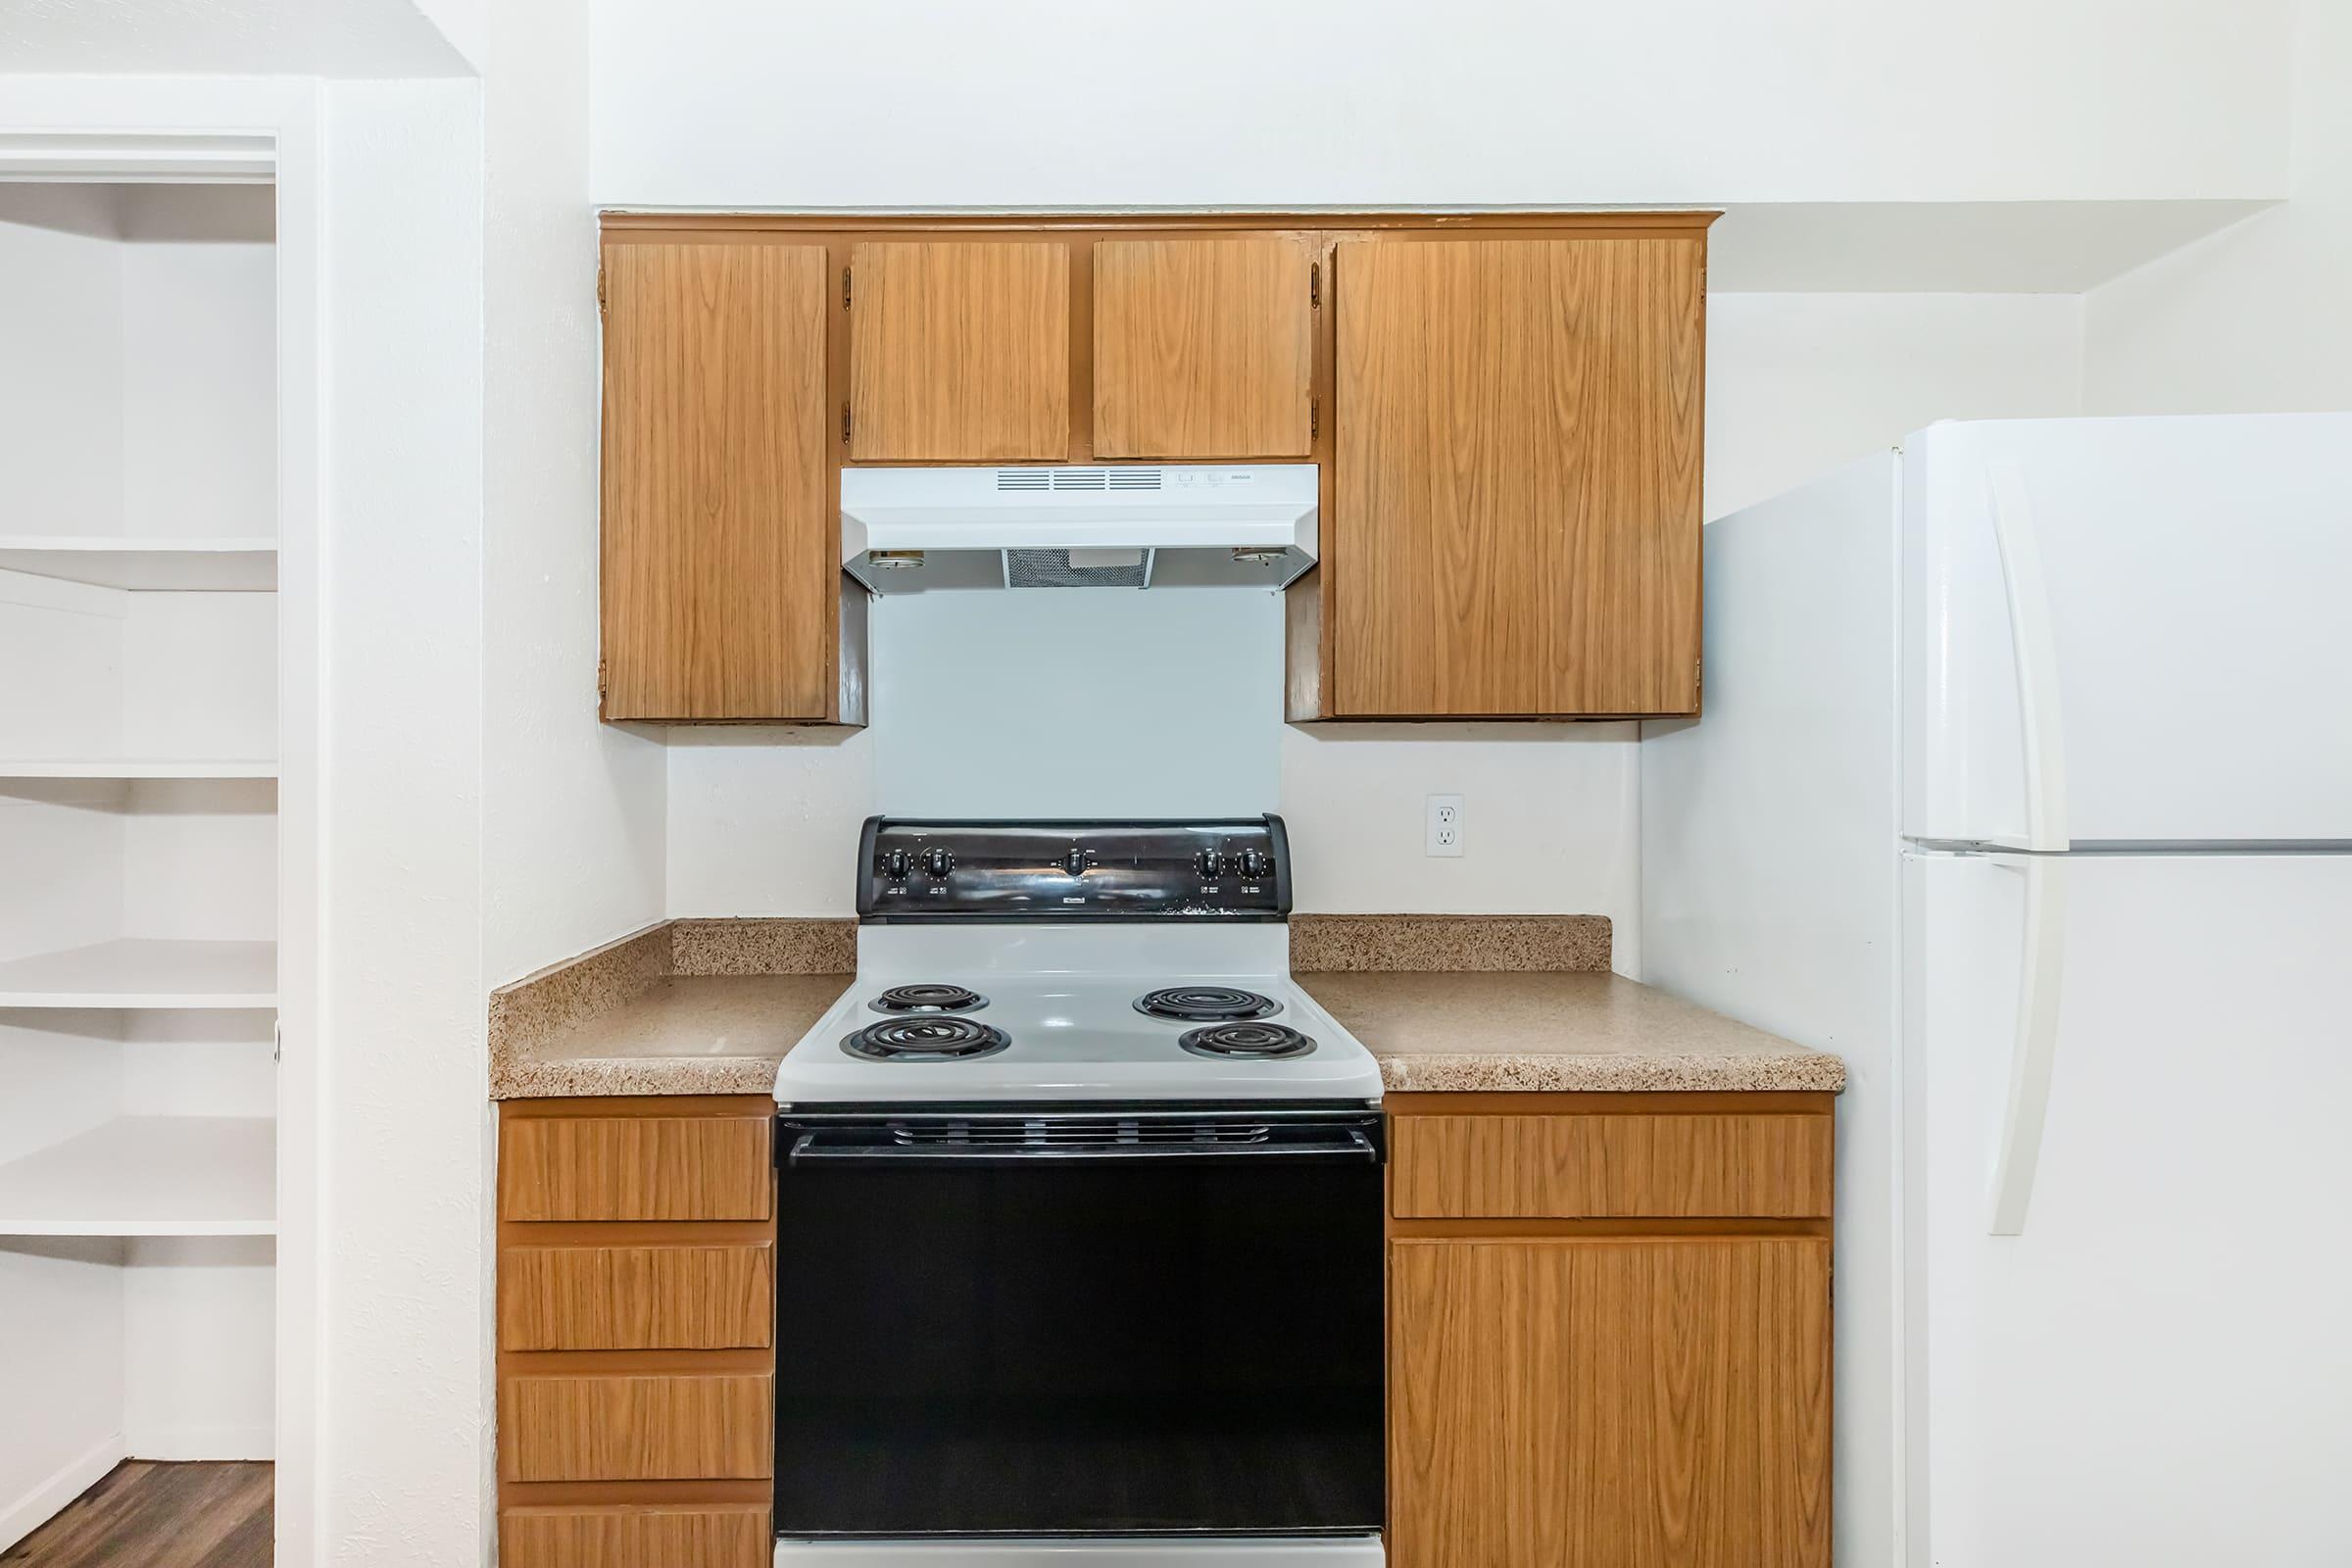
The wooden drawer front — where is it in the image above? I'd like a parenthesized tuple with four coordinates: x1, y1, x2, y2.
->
(503, 1372, 772, 1483)
(1393, 1113, 1832, 1219)
(502, 1504, 768, 1568)
(500, 1243, 773, 1351)
(501, 1115, 772, 1222)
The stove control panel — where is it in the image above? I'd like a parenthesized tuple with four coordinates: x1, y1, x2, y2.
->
(858, 816, 1291, 922)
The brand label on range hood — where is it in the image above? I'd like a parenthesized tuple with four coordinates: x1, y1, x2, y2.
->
(840, 464, 1318, 594)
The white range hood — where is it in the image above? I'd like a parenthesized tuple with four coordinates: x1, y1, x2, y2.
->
(841, 464, 1317, 593)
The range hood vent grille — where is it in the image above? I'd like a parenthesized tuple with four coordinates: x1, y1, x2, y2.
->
(996, 467, 1163, 493)
(1005, 547, 1149, 589)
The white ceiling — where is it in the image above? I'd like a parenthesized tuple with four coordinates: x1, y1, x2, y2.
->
(1709, 200, 2275, 293)
(0, 0, 468, 78)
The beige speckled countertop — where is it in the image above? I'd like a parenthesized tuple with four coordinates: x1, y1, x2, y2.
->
(488, 913, 1842, 1099)
(488, 918, 853, 1100)
(1302, 970, 1845, 1094)
(491, 972, 851, 1098)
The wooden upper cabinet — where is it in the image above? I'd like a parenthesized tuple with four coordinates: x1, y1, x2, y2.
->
(848, 240, 1071, 462)
(1093, 234, 1316, 460)
(600, 239, 839, 721)
(595, 214, 1713, 725)
(1328, 235, 1705, 718)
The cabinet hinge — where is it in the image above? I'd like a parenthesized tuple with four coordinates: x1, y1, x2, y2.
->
(596, 656, 608, 698)
(595, 263, 607, 319)
(1309, 261, 1320, 309)
(1310, 397, 1320, 440)
(842, 402, 852, 446)
(842, 266, 853, 311)
(1695, 657, 1703, 701)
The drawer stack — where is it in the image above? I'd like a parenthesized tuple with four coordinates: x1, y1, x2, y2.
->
(496, 1097, 777, 1568)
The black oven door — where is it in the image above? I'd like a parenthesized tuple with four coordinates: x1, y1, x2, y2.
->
(773, 1104, 1386, 1539)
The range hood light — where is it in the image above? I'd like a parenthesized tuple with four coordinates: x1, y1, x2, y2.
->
(1231, 547, 1287, 567)
(866, 550, 926, 570)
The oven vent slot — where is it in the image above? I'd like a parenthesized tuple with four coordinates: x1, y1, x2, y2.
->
(891, 1119, 1275, 1149)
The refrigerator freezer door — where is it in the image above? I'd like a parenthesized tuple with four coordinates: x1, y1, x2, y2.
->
(1905, 851, 2352, 1568)
(1902, 414, 2352, 845)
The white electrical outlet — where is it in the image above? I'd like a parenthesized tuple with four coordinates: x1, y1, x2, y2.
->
(1426, 794, 1464, 858)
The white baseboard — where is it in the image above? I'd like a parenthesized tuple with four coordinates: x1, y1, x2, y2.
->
(125, 1423, 273, 1462)
(0, 1431, 125, 1552)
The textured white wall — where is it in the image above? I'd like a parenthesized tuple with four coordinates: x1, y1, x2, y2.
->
(2082, 0, 2352, 415)
(480, 0, 666, 988)
(1705, 293, 2087, 518)
(1282, 723, 1644, 967)
(591, 0, 2289, 208)
(317, 76, 490, 1568)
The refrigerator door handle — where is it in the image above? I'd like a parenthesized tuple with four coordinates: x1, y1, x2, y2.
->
(1986, 461, 2071, 852)
(1989, 856, 2069, 1235)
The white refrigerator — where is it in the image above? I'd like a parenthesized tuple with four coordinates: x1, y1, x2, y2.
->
(1641, 414, 2352, 1567)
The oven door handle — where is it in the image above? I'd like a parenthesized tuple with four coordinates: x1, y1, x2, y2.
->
(782, 1128, 1382, 1168)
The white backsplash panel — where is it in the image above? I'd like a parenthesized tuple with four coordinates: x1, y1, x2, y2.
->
(869, 589, 1283, 820)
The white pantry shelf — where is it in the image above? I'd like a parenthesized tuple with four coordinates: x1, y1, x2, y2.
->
(0, 535, 277, 591)
(0, 938, 277, 1008)
(0, 759, 277, 780)
(0, 1116, 275, 1236)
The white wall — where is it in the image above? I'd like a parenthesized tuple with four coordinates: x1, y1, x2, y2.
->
(1282, 724, 1644, 966)
(0, 186, 122, 534)
(663, 588, 1647, 968)
(120, 185, 277, 539)
(0, 183, 275, 540)
(666, 727, 873, 917)
(316, 75, 490, 1568)
(0, 0, 468, 77)
(2082, 0, 2352, 414)
(591, 0, 2289, 208)
(480, 0, 666, 988)
(1705, 293, 2085, 517)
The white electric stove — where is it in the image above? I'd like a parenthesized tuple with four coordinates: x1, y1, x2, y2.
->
(773, 923, 1383, 1106)
(771, 817, 1385, 1568)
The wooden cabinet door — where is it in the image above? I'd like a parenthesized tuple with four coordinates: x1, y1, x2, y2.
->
(1331, 237, 1704, 717)
(1390, 1237, 1831, 1568)
(1093, 234, 1316, 460)
(848, 240, 1070, 461)
(600, 239, 835, 720)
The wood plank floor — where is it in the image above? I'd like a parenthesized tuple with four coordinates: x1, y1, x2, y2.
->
(3, 1462, 270, 1568)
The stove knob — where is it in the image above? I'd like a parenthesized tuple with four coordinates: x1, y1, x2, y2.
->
(1235, 847, 1270, 880)
(1196, 848, 1226, 879)
(1062, 848, 1090, 877)
(921, 847, 956, 878)
(881, 847, 912, 882)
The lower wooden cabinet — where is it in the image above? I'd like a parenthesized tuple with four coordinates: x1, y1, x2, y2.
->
(494, 1090, 1831, 1567)
(496, 1096, 778, 1567)
(501, 1504, 769, 1568)
(1387, 1092, 1836, 1568)
(502, 1371, 775, 1483)
(500, 1242, 774, 1351)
